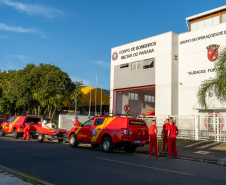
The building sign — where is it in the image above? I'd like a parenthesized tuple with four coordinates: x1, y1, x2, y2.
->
(206, 44, 220, 62)
(124, 104, 130, 113)
(113, 41, 156, 61)
(112, 51, 118, 61)
(187, 44, 220, 75)
(180, 30, 226, 45)
(204, 112, 224, 132)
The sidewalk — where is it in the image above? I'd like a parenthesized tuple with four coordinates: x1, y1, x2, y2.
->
(0, 169, 32, 185)
(136, 139, 226, 165)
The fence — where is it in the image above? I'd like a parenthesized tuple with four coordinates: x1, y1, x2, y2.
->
(58, 112, 226, 142)
(141, 116, 196, 140)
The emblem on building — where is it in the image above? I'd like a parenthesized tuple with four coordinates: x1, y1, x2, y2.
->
(112, 51, 118, 61)
(204, 112, 224, 132)
(206, 44, 220, 62)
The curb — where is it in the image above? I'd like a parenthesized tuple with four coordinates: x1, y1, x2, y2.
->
(135, 150, 226, 166)
(177, 156, 226, 166)
(0, 165, 54, 185)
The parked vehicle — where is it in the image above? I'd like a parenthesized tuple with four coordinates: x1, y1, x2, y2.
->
(35, 120, 68, 143)
(0, 115, 6, 125)
(0, 115, 42, 139)
(68, 116, 149, 153)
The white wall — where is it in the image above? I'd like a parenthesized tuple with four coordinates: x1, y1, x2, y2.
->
(110, 21, 226, 117)
(179, 22, 226, 115)
(110, 31, 177, 116)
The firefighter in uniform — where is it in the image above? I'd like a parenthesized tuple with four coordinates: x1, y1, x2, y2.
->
(149, 120, 159, 157)
(161, 119, 170, 152)
(23, 123, 31, 140)
(168, 118, 179, 158)
(74, 116, 80, 127)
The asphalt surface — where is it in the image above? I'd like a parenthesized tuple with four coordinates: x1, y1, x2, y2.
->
(0, 136, 226, 185)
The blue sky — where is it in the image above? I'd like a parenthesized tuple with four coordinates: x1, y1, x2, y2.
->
(0, 0, 225, 89)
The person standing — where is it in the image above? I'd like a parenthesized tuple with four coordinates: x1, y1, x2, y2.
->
(149, 120, 159, 157)
(161, 119, 170, 152)
(168, 118, 179, 158)
(74, 116, 80, 127)
(23, 123, 31, 140)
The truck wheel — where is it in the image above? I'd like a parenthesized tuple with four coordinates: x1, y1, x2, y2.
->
(13, 129, 18, 139)
(124, 145, 136, 153)
(0, 128, 4, 136)
(38, 134, 44, 143)
(69, 134, 78, 148)
(102, 137, 113, 153)
(0, 128, 5, 136)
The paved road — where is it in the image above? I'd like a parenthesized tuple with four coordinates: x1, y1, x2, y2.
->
(0, 136, 226, 185)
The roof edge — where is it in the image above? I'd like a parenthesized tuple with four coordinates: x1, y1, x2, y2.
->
(186, 5, 226, 21)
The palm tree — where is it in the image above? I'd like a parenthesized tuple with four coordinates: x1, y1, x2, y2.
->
(198, 48, 226, 109)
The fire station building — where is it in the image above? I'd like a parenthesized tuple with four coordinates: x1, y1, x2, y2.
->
(110, 5, 226, 117)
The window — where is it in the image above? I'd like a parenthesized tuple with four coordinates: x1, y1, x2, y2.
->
(191, 22, 198, 31)
(11, 117, 16, 122)
(212, 16, 219, 26)
(190, 15, 220, 31)
(197, 19, 205, 30)
(94, 119, 105, 126)
(129, 93, 138, 100)
(82, 119, 94, 127)
(131, 61, 142, 71)
(222, 13, 226, 23)
(132, 62, 136, 71)
(132, 59, 154, 71)
(7, 118, 12, 123)
(144, 95, 155, 102)
(0, 117, 5, 122)
(137, 61, 142, 70)
(143, 59, 154, 69)
(26, 118, 41, 123)
(120, 63, 129, 68)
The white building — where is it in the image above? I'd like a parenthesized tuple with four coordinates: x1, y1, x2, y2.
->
(110, 5, 226, 118)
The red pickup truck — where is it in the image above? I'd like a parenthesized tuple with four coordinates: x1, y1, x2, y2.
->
(0, 115, 42, 139)
(0, 115, 6, 125)
(68, 116, 149, 153)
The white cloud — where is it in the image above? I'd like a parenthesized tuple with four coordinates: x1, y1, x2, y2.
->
(92, 61, 110, 68)
(70, 76, 90, 86)
(14, 55, 28, 63)
(0, 0, 63, 18)
(0, 23, 38, 33)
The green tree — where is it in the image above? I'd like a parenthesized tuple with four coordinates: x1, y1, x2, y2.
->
(198, 48, 226, 109)
(0, 63, 81, 119)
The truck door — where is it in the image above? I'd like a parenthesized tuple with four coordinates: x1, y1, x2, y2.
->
(77, 118, 94, 142)
(89, 118, 106, 143)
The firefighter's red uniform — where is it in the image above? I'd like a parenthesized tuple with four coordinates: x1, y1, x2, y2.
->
(162, 122, 170, 152)
(168, 124, 179, 157)
(23, 124, 31, 140)
(149, 125, 159, 157)
(74, 120, 79, 127)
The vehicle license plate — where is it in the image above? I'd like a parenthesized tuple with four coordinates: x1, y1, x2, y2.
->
(134, 140, 141, 144)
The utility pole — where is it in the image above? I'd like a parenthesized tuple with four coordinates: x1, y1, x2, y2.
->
(100, 85, 102, 115)
(95, 73, 97, 116)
